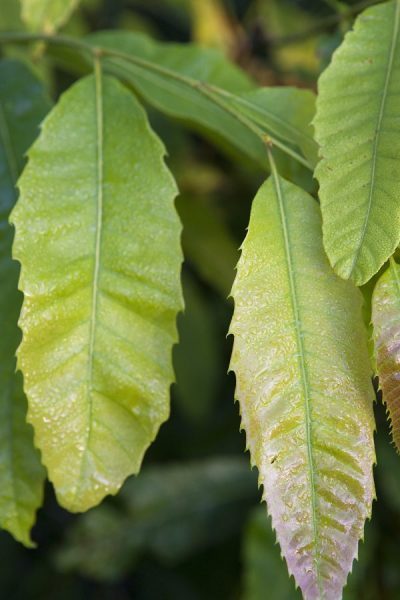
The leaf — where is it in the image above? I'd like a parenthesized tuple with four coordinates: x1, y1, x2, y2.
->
(314, 0, 400, 285)
(56, 458, 258, 581)
(232, 87, 318, 168)
(11, 69, 183, 513)
(50, 32, 315, 170)
(0, 59, 50, 546)
(21, 0, 80, 33)
(371, 258, 400, 451)
(242, 507, 301, 600)
(83, 31, 270, 167)
(229, 173, 375, 599)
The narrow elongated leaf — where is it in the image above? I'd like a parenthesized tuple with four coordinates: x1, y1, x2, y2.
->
(0, 59, 49, 546)
(372, 259, 400, 451)
(314, 0, 400, 285)
(230, 87, 318, 168)
(21, 0, 80, 33)
(50, 32, 315, 169)
(11, 71, 183, 512)
(230, 175, 375, 599)
(84, 31, 268, 167)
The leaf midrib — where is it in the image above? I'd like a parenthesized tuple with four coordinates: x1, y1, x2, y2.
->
(74, 62, 104, 501)
(269, 158, 323, 596)
(349, 0, 400, 278)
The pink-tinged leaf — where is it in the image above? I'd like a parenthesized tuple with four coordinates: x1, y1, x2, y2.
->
(372, 258, 400, 451)
(229, 173, 375, 600)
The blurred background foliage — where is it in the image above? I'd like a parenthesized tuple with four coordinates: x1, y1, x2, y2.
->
(0, 0, 397, 598)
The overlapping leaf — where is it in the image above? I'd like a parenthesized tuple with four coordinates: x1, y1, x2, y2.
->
(84, 31, 268, 166)
(11, 70, 183, 512)
(372, 259, 400, 451)
(314, 0, 400, 285)
(230, 174, 375, 599)
(0, 59, 49, 546)
(230, 87, 318, 168)
(54, 31, 314, 170)
(21, 0, 80, 33)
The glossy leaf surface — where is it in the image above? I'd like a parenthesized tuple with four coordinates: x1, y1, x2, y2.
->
(314, 0, 400, 285)
(0, 59, 49, 546)
(230, 175, 375, 599)
(21, 0, 80, 33)
(11, 71, 183, 512)
(372, 259, 400, 451)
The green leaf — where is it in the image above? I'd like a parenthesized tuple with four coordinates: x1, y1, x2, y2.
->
(0, 59, 49, 546)
(242, 507, 301, 600)
(229, 173, 375, 599)
(229, 87, 318, 168)
(82, 31, 271, 167)
(56, 458, 258, 581)
(11, 69, 183, 513)
(48, 32, 314, 170)
(21, 0, 80, 33)
(314, 0, 400, 285)
(372, 258, 400, 451)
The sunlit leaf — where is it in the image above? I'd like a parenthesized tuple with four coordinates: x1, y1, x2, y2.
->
(230, 173, 375, 599)
(11, 70, 183, 512)
(314, 0, 400, 285)
(0, 59, 50, 546)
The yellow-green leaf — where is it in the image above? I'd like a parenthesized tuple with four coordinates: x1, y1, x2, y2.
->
(229, 174, 375, 599)
(314, 0, 400, 285)
(372, 258, 400, 451)
(11, 70, 183, 513)
(21, 0, 80, 33)
(0, 59, 49, 547)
